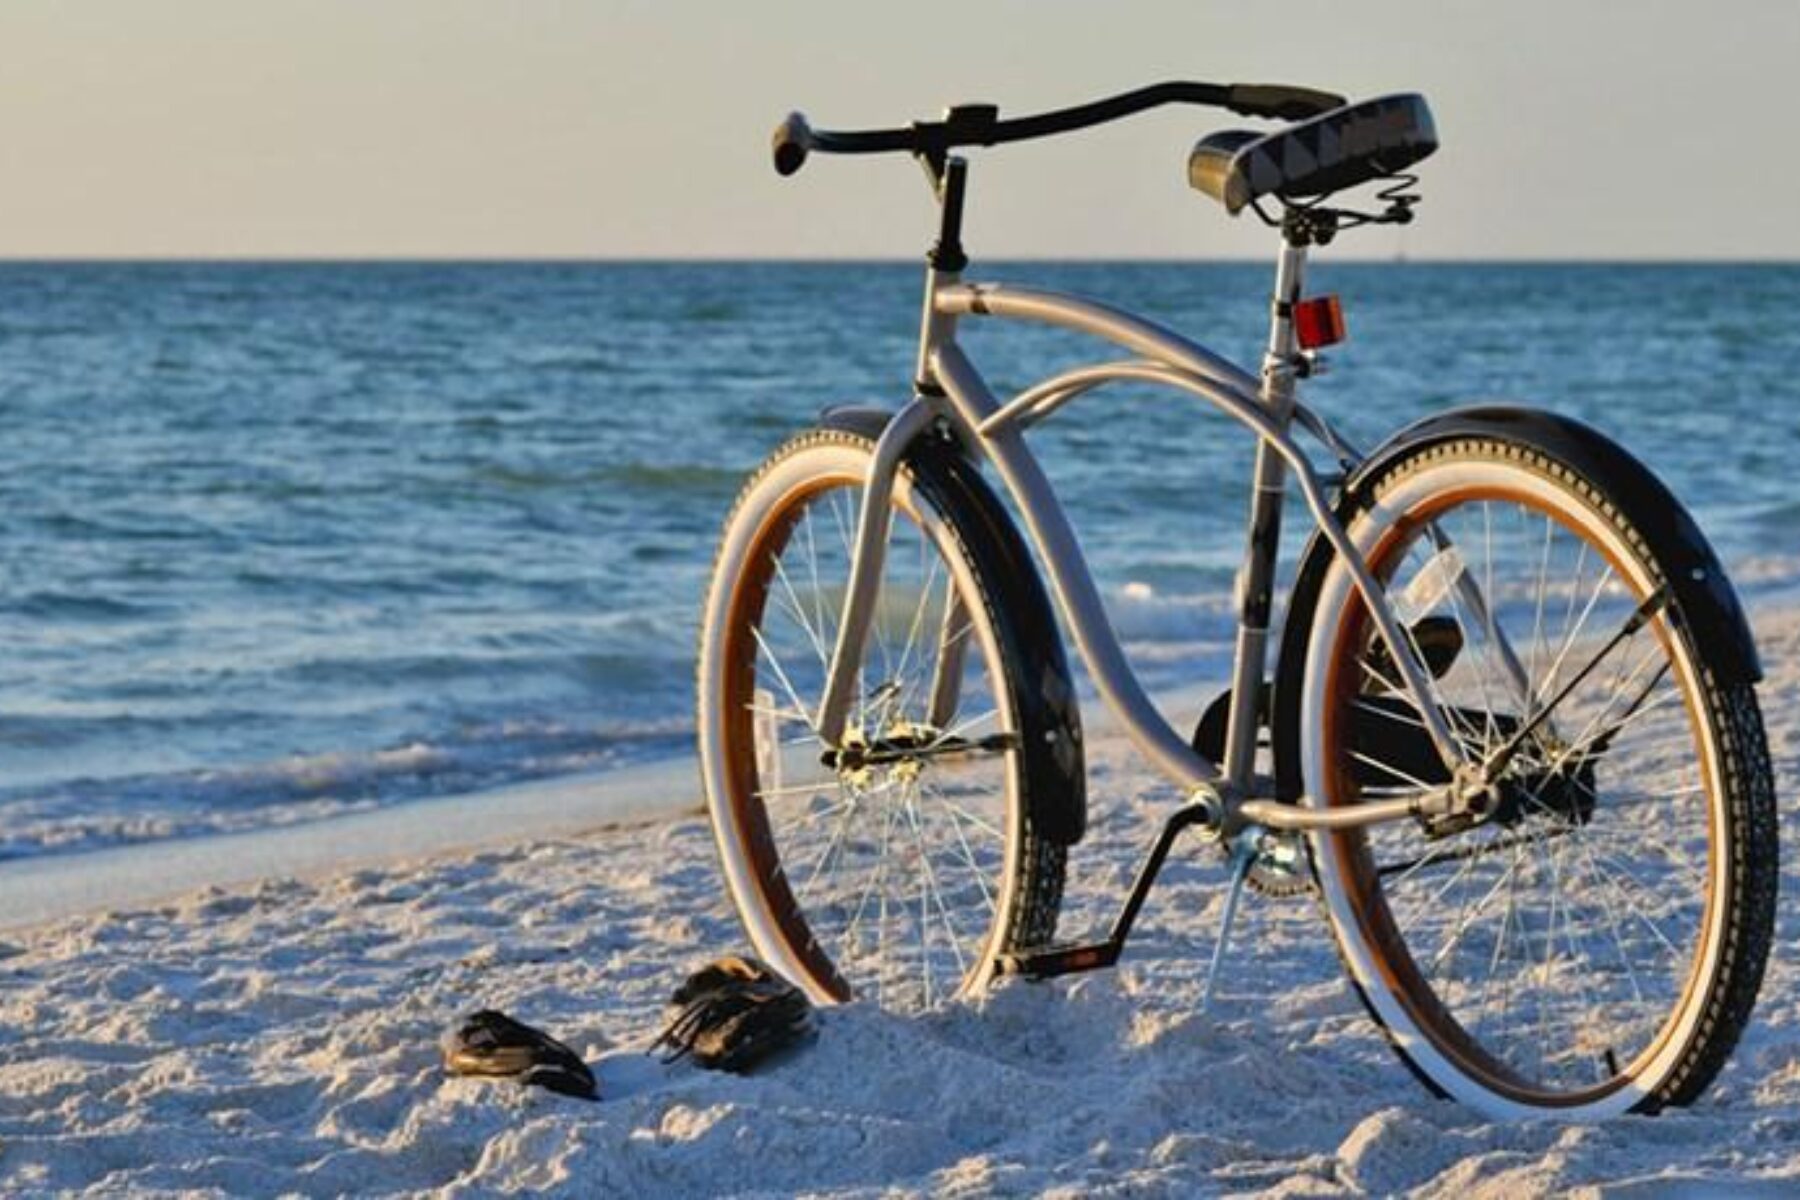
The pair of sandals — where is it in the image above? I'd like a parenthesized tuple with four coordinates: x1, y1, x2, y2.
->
(443, 955, 812, 1101)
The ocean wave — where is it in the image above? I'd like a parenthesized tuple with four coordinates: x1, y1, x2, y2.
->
(1746, 499, 1800, 533)
(603, 463, 743, 491)
(1106, 581, 1239, 646)
(2, 591, 166, 622)
(0, 716, 693, 862)
(522, 351, 620, 375)
(680, 300, 741, 322)
(29, 511, 220, 542)
(468, 462, 739, 494)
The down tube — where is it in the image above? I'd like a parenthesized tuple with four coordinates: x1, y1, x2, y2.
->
(931, 344, 1219, 794)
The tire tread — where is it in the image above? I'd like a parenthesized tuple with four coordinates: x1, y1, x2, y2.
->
(1284, 435, 1777, 1113)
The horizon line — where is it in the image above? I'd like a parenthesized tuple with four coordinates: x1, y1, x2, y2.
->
(1, 254, 1796, 267)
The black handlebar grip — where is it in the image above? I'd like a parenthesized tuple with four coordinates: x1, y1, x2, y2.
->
(772, 112, 812, 176)
(1225, 84, 1347, 121)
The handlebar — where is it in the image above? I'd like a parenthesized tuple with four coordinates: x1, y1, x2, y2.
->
(771, 80, 1347, 177)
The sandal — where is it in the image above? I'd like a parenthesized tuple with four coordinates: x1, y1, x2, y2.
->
(654, 956, 813, 1074)
(443, 1009, 598, 1101)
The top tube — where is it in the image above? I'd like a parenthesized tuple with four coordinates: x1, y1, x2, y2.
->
(934, 282, 1261, 399)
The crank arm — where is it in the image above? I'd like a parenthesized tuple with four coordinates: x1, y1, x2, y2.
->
(995, 798, 1219, 980)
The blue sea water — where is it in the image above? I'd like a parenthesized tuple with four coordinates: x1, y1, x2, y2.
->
(1, 261, 1796, 859)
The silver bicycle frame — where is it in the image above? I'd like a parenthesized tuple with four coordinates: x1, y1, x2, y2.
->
(813, 249, 1475, 830)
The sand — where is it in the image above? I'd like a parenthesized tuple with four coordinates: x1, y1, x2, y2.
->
(0, 607, 1796, 1198)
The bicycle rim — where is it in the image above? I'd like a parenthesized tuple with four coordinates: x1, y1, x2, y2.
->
(699, 433, 1031, 1011)
(1300, 446, 1739, 1115)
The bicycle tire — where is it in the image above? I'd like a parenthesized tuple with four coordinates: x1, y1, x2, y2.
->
(1275, 431, 1776, 1118)
(696, 426, 1072, 1010)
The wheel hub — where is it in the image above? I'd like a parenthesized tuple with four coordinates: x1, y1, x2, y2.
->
(1486, 760, 1598, 828)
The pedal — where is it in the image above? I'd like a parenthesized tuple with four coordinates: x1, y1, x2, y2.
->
(993, 941, 1120, 979)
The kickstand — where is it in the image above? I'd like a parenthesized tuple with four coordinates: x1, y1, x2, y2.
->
(1201, 833, 1256, 1014)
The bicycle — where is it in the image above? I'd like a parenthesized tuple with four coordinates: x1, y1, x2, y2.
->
(694, 81, 1777, 1119)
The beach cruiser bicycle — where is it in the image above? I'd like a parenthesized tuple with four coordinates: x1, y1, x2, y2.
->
(695, 82, 1776, 1119)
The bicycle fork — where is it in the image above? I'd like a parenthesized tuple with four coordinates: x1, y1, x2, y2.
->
(814, 399, 935, 748)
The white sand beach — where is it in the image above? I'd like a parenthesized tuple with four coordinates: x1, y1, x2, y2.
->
(1, 605, 1796, 1198)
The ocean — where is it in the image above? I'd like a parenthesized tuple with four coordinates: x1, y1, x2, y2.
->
(2, 261, 1796, 860)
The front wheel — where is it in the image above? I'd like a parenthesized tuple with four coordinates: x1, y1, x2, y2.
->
(1281, 432, 1776, 1118)
(696, 428, 1070, 1012)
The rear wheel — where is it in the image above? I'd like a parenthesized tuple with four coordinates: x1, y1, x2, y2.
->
(1285, 436, 1776, 1118)
(697, 429, 1065, 1012)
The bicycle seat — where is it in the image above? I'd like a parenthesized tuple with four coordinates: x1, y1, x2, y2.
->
(1188, 93, 1436, 214)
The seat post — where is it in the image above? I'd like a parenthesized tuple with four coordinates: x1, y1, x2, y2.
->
(1219, 238, 1308, 789)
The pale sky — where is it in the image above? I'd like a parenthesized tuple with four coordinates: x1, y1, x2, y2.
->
(1, 0, 1795, 260)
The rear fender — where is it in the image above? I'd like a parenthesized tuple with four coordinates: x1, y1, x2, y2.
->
(1274, 404, 1760, 800)
(1349, 406, 1758, 683)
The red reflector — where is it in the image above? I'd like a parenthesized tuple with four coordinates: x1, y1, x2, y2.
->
(1294, 295, 1345, 349)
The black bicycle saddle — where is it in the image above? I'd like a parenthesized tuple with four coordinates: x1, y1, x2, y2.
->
(1188, 93, 1437, 214)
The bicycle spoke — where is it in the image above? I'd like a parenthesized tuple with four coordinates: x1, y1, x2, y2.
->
(1534, 547, 1613, 719)
(902, 787, 971, 987)
(751, 622, 820, 735)
(803, 500, 831, 657)
(797, 791, 865, 898)
(1350, 749, 1437, 791)
(772, 553, 831, 670)
(1528, 510, 1554, 695)
(744, 699, 815, 726)
(927, 780, 998, 914)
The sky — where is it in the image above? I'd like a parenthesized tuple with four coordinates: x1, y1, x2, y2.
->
(1, 0, 1796, 260)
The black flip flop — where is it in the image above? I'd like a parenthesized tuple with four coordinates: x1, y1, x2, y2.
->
(443, 1009, 599, 1101)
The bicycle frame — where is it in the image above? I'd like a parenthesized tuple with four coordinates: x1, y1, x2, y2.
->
(812, 246, 1483, 835)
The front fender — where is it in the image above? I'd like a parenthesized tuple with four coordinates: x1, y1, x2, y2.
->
(817, 405, 1089, 844)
